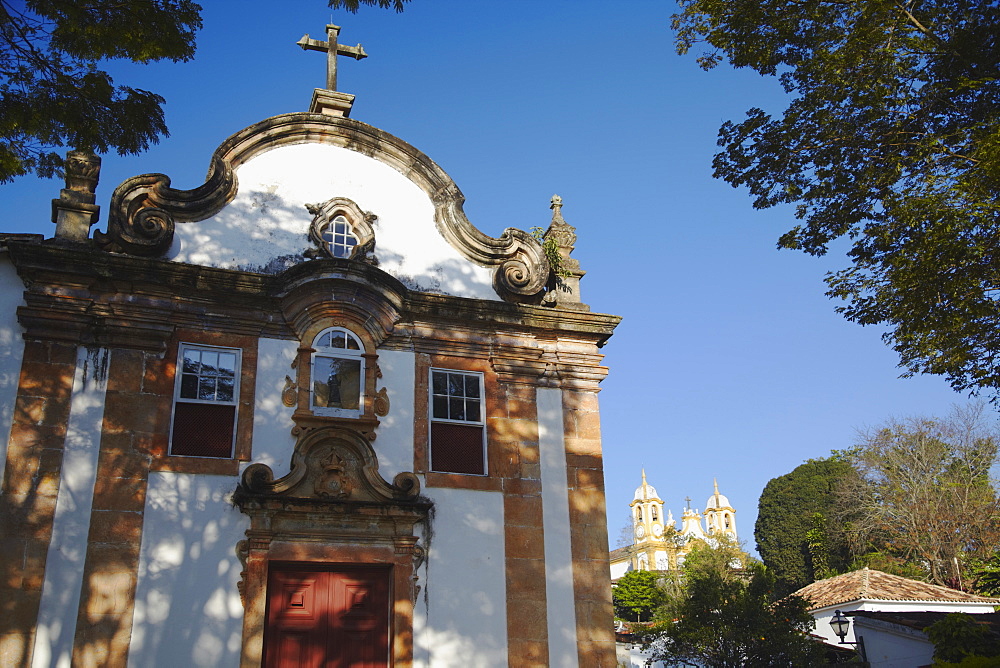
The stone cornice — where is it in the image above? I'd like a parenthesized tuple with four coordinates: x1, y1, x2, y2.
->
(7, 240, 286, 350)
(98, 112, 551, 302)
(399, 292, 620, 345)
(5, 242, 620, 376)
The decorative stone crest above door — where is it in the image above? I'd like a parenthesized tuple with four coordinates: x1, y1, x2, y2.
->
(232, 425, 431, 667)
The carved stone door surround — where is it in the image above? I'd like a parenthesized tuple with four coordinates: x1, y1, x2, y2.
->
(233, 425, 431, 667)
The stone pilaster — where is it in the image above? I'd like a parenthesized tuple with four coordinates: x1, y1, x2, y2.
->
(0, 341, 77, 667)
(562, 388, 616, 666)
(72, 349, 164, 667)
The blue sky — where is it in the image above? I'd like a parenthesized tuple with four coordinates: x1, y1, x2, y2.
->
(2, 0, 980, 554)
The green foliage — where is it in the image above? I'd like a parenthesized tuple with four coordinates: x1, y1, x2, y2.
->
(968, 553, 1000, 597)
(672, 0, 1000, 396)
(842, 406, 1000, 585)
(613, 570, 665, 622)
(804, 512, 832, 581)
(0, 0, 410, 184)
(755, 458, 854, 594)
(847, 551, 926, 581)
(935, 658, 1000, 668)
(682, 534, 749, 583)
(328, 0, 410, 11)
(529, 226, 570, 278)
(644, 561, 823, 667)
(0, 0, 203, 182)
(927, 613, 1000, 664)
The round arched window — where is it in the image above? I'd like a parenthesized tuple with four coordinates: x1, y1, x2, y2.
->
(311, 327, 365, 417)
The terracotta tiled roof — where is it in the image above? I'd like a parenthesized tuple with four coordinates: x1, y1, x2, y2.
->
(790, 568, 1000, 611)
(609, 546, 631, 561)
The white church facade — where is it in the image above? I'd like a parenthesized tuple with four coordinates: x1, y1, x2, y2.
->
(610, 472, 737, 579)
(0, 25, 622, 668)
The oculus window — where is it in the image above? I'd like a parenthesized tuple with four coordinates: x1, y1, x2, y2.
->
(170, 344, 240, 458)
(430, 369, 486, 475)
(321, 214, 359, 259)
(311, 327, 364, 417)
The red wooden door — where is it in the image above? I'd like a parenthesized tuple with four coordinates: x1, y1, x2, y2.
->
(264, 564, 390, 668)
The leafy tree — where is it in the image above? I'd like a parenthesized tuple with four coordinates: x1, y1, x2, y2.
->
(847, 551, 927, 581)
(681, 533, 749, 582)
(839, 404, 1000, 585)
(614, 512, 635, 549)
(0, 0, 409, 183)
(967, 552, 1000, 596)
(672, 0, 1000, 395)
(330, 0, 409, 9)
(927, 613, 1000, 664)
(804, 512, 833, 581)
(755, 457, 854, 594)
(0, 0, 202, 181)
(613, 569, 664, 622)
(644, 555, 823, 667)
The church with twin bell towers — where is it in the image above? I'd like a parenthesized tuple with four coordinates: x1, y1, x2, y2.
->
(609, 472, 738, 579)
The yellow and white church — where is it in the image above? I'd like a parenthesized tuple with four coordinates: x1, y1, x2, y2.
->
(610, 472, 737, 579)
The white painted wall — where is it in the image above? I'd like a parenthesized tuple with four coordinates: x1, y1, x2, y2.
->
(811, 599, 999, 646)
(616, 643, 668, 668)
(130, 473, 248, 668)
(167, 144, 498, 300)
(32, 348, 108, 668)
(537, 387, 580, 668)
(0, 256, 25, 486)
(610, 558, 632, 580)
(371, 349, 415, 480)
(853, 616, 936, 668)
(249, 337, 298, 478)
(126, 336, 293, 667)
(416, 487, 507, 668)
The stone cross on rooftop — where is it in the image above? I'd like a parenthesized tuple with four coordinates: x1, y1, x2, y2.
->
(297, 24, 367, 92)
(685, 496, 691, 510)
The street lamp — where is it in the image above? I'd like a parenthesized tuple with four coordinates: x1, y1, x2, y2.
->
(830, 610, 851, 642)
(829, 610, 867, 661)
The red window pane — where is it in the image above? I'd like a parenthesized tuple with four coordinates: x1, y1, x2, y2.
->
(430, 422, 485, 475)
(171, 403, 236, 457)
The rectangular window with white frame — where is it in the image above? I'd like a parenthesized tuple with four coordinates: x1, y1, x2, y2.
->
(430, 368, 486, 475)
(170, 343, 241, 458)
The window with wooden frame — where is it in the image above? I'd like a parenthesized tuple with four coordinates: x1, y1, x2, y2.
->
(429, 369, 486, 475)
(170, 343, 241, 458)
(311, 327, 365, 418)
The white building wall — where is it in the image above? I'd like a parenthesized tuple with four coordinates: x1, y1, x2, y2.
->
(167, 144, 498, 301)
(610, 558, 632, 580)
(416, 487, 507, 668)
(129, 473, 248, 668)
(811, 600, 999, 645)
(853, 617, 935, 668)
(31, 348, 109, 668)
(537, 387, 579, 668)
(130, 336, 298, 667)
(0, 256, 26, 485)
(371, 349, 415, 480)
(249, 337, 298, 477)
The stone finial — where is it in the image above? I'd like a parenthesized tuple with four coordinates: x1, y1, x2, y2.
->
(542, 194, 588, 311)
(51, 150, 101, 242)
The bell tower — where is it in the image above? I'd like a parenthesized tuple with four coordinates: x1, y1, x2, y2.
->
(630, 470, 665, 546)
(704, 478, 737, 539)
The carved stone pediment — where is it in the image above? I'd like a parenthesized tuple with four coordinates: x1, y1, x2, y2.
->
(235, 425, 424, 508)
(233, 425, 431, 664)
(100, 113, 551, 303)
